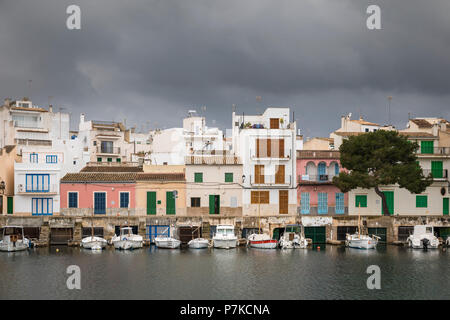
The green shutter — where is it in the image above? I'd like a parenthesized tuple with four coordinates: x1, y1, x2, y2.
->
(7, 197, 13, 214)
(431, 161, 443, 178)
(382, 191, 394, 215)
(416, 195, 428, 208)
(209, 195, 215, 214)
(444, 198, 449, 215)
(194, 173, 203, 183)
(97, 157, 102, 162)
(420, 141, 434, 154)
(116, 158, 121, 163)
(147, 191, 156, 215)
(355, 195, 367, 208)
(225, 172, 233, 182)
(166, 191, 176, 215)
(107, 158, 112, 162)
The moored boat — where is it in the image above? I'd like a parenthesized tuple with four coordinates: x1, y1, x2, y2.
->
(155, 236, 181, 249)
(0, 226, 30, 252)
(112, 227, 143, 250)
(407, 225, 439, 249)
(81, 236, 107, 250)
(278, 224, 309, 249)
(188, 238, 210, 249)
(345, 233, 379, 249)
(213, 225, 237, 249)
(248, 233, 277, 249)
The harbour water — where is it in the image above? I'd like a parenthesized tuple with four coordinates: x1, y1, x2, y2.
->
(0, 245, 448, 300)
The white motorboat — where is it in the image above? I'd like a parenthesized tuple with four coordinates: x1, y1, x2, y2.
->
(407, 225, 439, 249)
(213, 225, 237, 249)
(446, 236, 450, 247)
(81, 236, 107, 250)
(0, 226, 30, 252)
(279, 225, 309, 249)
(112, 227, 143, 250)
(188, 238, 210, 249)
(346, 233, 379, 249)
(248, 233, 277, 249)
(155, 236, 181, 249)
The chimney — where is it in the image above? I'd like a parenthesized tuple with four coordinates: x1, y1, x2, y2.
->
(4, 98, 11, 107)
(432, 123, 439, 137)
(49, 105, 53, 113)
(439, 120, 447, 132)
(80, 113, 85, 124)
(341, 116, 346, 130)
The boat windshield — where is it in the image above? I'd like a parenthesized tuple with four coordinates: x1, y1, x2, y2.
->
(121, 228, 132, 236)
(426, 227, 433, 234)
(3, 227, 23, 237)
(217, 229, 234, 236)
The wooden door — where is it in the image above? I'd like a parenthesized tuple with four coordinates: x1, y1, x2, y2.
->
(279, 190, 288, 214)
(270, 118, 279, 129)
(275, 165, 285, 184)
(255, 165, 264, 184)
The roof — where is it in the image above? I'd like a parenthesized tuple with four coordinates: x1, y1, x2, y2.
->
(410, 119, 433, 128)
(297, 150, 340, 159)
(80, 165, 143, 173)
(137, 173, 185, 182)
(350, 119, 379, 126)
(61, 173, 137, 183)
(10, 106, 48, 113)
(399, 132, 436, 138)
(332, 132, 364, 137)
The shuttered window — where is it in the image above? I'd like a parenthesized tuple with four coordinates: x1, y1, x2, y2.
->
(416, 195, 428, 208)
(94, 192, 106, 214)
(318, 193, 328, 214)
(256, 139, 285, 158)
(225, 172, 233, 182)
(194, 172, 203, 182)
(355, 195, 367, 208)
(68, 192, 78, 208)
(251, 191, 269, 204)
(431, 161, 443, 178)
(421, 141, 434, 154)
(335, 193, 344, 214)
(166, 191, 176, 215)
(300, 192, 310, 214)
(254, 165, 264, 184)
(275, 165, 285, 184)
(209, 195, 220, 214)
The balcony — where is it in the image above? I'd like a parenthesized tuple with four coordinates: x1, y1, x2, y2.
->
(298, 174, 337, 184)
(422, 169, 448, 180)
(250, 149, 291, 160)
(249, 175, 292, 186)
(418, 147, 450, 155)
(96, 146, 121, 155)
(17, 184, 59, 195)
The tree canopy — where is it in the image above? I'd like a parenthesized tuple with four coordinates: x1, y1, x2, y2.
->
(333, 130, 433, 215)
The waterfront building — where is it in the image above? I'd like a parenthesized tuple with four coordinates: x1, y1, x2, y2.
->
(185, 155, 242, 217)
(0, 146, 19, 214)
(135, 165, 186, 216)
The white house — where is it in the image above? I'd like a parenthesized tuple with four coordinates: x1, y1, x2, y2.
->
(232, 107, 297, 216)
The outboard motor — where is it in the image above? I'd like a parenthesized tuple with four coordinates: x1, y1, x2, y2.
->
(422, 238, 429, 250)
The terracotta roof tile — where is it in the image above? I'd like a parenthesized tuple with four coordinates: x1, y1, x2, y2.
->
(137, 173, 185, 181)
(410, 119, 433, 128)
(61, 173, 137, 183)
(81, 166, 143, 173)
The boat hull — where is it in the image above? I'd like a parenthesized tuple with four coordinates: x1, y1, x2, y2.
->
(346, 239, 377, 249)
(249, 239, 278, 249)
(155, 238, 181, 249)
(188, 238, 209, 249)
(113, 240, 143, 250)
(0, 240, 29, 252)
(81, 237, 107, 250)
(213, 239, 237, 249)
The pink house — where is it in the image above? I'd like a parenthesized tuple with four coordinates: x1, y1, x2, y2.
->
(60, 172, 137, 215)
(297, 150, 348, 215)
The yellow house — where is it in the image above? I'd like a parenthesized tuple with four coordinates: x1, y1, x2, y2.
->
(135, 165, 186, 216)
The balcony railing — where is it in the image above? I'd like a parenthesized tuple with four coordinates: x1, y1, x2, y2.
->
(18, 184, 58, 194)
(250, 149, 291, 159)
(418, 147, 450, 155)
(96, 146, 121, 154)
(298, 174, 338, 183)
(249, 175, 292, 186)
(422, 169, 448, 179)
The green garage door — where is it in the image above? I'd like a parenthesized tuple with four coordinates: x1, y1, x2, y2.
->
(437, 227, 450, 240)
(304, 227, 326, 244)
(368, 227, 387, 243)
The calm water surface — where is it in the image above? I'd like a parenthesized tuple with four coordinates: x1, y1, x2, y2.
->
(0, 245, 449, 299)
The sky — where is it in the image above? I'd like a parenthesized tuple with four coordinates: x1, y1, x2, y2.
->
(0, 0, 449, 137)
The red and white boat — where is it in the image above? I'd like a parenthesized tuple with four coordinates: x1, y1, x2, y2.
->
(247, 233, 278, 249)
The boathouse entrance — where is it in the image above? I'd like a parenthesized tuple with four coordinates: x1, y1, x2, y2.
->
(50, 228, 73, 245)
(304, 226, 326, 244)
(146, 225, 170, 243)
(367, 227, 387, 243)
(178, 226, 201, 244)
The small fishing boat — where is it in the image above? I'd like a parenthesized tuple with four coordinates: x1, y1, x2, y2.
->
(248, 233, 277, 249)
(155, 236, 181, 249)
(213, 225, 237, 249)
(112, 227, 143, 250)
(346, 203, 379, 250)
(279, 224, 309, 249)
(81, 214, 107, 250)
(188, 238, 210, 249)
(407, 225, 439, 249)
(0, 226, 30, 252)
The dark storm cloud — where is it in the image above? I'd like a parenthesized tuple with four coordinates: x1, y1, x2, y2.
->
(0, 0, 449, 136)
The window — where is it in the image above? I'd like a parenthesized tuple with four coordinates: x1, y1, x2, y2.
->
(97, 157, 102, 162)
(335, 193, 344, 214)
(25, 174, 50, 192)
(30, 153, 38, 163)
(68, 192, 78, 208)
(101, 141, 113, 153)
(421, 141, 434, 154)
(256, 139, 285, 158)
(46, 155, 58, 163)
(94, 192, 106, 214)
(32, 198, 53, 215)
(116, 158, 121, 163)
(355, 195, 367, 208)
(191, 197, 200, 207)
(301, 192, 310, 214)
(334, 163, 339, 175)
(431, 161, 443, 178)
(416, 195, 428, 208)
(93, 141, 97, 146)
(225, 173, 233, 183)
(120, 192, 129, 208)
(318, 192, 328, 214)
(107, 158, 112, 162)
(251, 191, 269, 204)
(254, 165, 264, 184)
(365, 128, 369, 132)
(194, 172, 203, 182)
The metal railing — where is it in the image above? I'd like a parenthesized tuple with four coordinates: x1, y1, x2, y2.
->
(96, 146, 121, 154)
(422, 169, 448, 179)
(418, 147, 450, 155)
(18, 184, 59, 194)
(298, 174, 338, 183)
(250, 149, 291, 159)
(249, 175, 292, 185)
